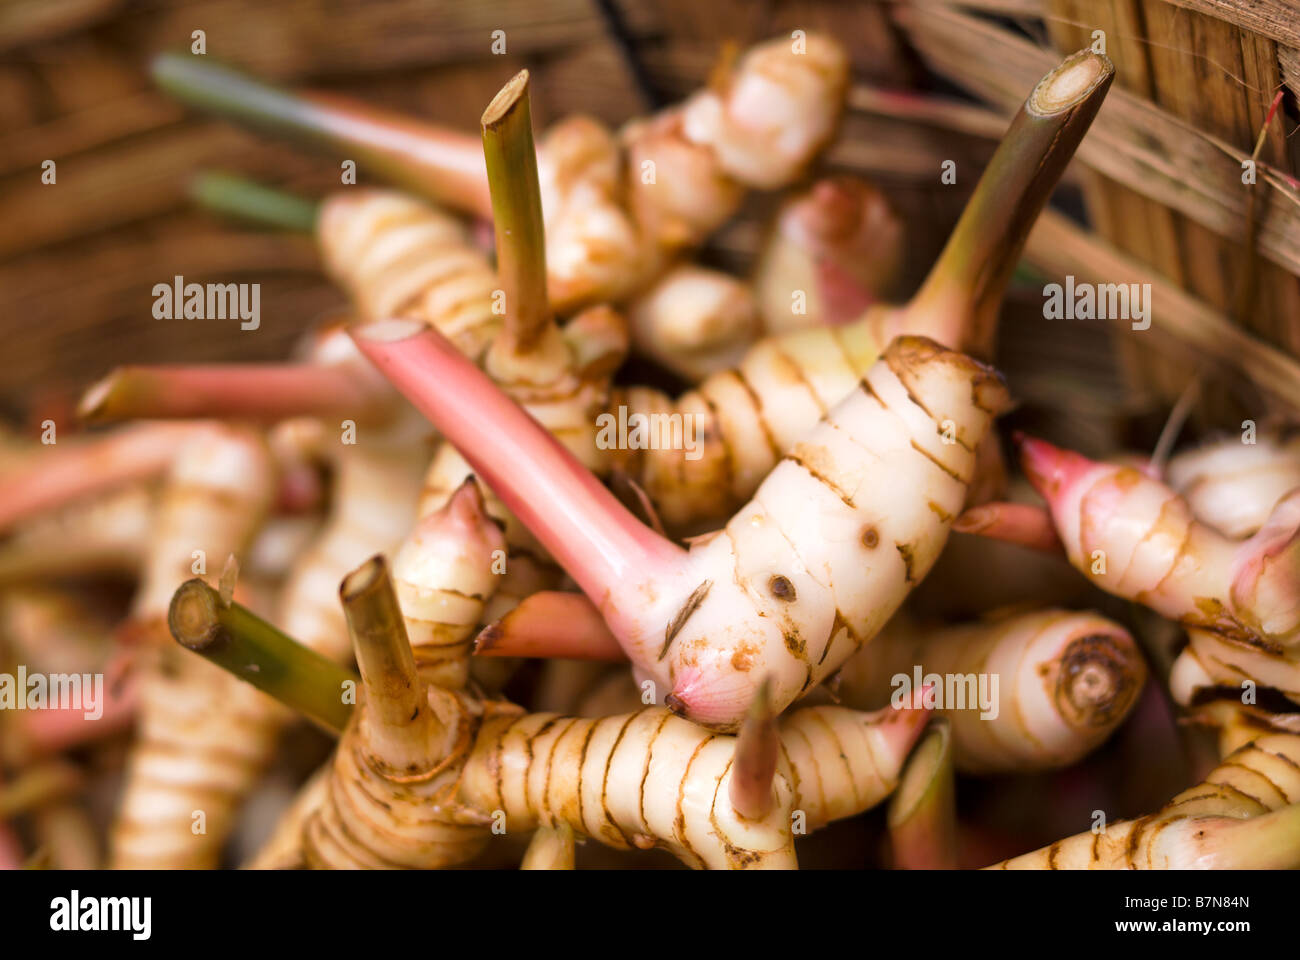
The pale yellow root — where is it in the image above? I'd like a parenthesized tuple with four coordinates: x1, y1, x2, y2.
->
(521, 822, 575, 869)
(245, 766, 332, 870)
(988, 733, 1300, 869)
(298, 689, 923, 870)
(110, 425, 278, 870)
(391, 480, 505, 690)
(833, 609, 1146, 773)
(316, 190, 501, 360)
(606, 315, 897, 531)
(458, 702, 923, 869)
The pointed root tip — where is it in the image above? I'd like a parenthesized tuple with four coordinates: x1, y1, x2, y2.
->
(473, 621, 505, 656)
(906, 681, 936, 713)
(431, 475, 505, 556)
(666, 669, 772, 731)
(882, 686, 934, 755)
(730, 674, 780, 820)
(1015, 433, 1078, 498)
(800, 176, 890, 241)
(951, 502, 1063, 553)
(951, 506, 993, 535)
(217, 554, 240, 606)
(447, 475, 489, 522)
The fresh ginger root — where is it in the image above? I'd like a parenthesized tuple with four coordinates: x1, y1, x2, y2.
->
(455, 697, 927, 869)
(315, 190, 501, 359)
(1018, 435, 1300, 706)
(248, 552, 932, 869)
(625, 264, 759, 382)
(1184, 700, 1300, 759)
(356, 319, 1008, 733)
(519, 33, 852, 312)
(604, 49, 1112, 531)
(753, 176, 903, 335)
(274, 419, 428, 666)
(300, 483, 503, 865)
(152, 35, 849, 348)
(831, 609, 1147, 774)
(1164, 431, 1300, 539)
(390, 480, 505, 691)
(0, 482, 154, 582)
(988, 733, 1300, 869)
(109, 425, 279, 869)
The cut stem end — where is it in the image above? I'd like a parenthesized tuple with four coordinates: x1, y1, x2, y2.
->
(1029, 51, 1112, 116)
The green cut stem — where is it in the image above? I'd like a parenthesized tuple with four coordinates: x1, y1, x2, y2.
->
(903, 49, 1114, 358)
(887, 719, 956, 869)
(339, 555, 440, 775)
(168, 578, 357, 734)
(481, 70, 554, 357)
(191, 171, 319, 233)
(152, 52, 491, 217)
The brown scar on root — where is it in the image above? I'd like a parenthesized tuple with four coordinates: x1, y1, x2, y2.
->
(660, 579, 713, 660)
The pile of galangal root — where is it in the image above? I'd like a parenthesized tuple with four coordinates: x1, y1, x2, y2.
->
(2, 34, 1298, 871)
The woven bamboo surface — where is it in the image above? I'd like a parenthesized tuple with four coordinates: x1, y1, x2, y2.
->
(1, 0, 1296, 442)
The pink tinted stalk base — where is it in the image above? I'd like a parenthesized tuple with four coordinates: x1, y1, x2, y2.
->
(952, 501, 1063, 553)
(0, 821, 21, 870)
(351, 321, 686, 608)
(79, 363, 394, 425)
(874, 684, 935, 766)
(17, 673, 138, 756)
(475, 591, 628, 661)
(304, 91, 492, 218)
(730, 678, 779, 820)
(1015, 432, 1104, 502)
(0, 422, 197, 535)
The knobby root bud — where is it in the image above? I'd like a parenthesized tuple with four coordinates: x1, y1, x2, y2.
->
(833, 608, 1145, 773)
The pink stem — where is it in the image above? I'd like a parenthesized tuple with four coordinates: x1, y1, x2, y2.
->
(79, 363, 394, 425)
(0, 422, 197, 535)
(874, 683, 934, 761)
(475, 592, 628, 661)
(1015, 432, 1102, 504)
(951, 501, 1064, 554)
(729, 678, 779, 820)
(302, 91, 493, 219)
(18, 672, 138, 756)
(0, 822, 21, 870)
(815, 259, 878, 326)
(351, 320, 685, 605)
